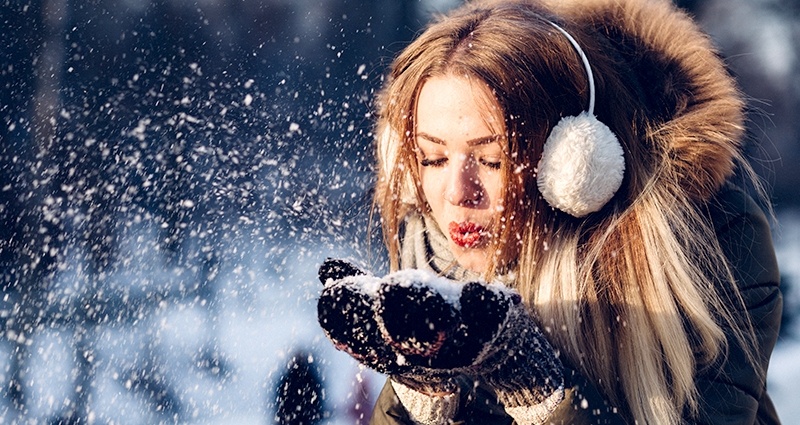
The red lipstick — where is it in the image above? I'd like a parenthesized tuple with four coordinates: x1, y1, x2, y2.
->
(448, 221, 484, 248)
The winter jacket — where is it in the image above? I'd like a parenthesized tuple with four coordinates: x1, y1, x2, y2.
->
(368, 183, 783, 425)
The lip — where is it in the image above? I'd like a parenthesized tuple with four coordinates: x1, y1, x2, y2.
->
(448, 221, 485, 248)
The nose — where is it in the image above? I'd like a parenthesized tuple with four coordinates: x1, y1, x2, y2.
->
(445, 154, 484, 206)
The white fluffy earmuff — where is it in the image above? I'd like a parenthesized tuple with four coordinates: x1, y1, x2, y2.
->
(536, 22, 625, 218)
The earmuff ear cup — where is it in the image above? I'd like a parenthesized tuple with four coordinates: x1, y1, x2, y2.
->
(536, 111, 625, 217)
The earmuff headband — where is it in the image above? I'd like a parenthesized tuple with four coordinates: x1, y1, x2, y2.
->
(548, 22, 596, 115)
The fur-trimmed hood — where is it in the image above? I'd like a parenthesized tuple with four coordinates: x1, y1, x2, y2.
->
(545, 0, 746, 202)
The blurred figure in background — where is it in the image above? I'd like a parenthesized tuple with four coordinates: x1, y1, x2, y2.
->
(274, 351, 324, 425)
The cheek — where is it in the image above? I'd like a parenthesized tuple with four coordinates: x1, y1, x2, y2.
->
(418, 169, 443, 208)
(484, 174, 505, 207)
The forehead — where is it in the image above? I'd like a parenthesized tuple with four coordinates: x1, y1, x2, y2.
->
(415, 74, 504, 136)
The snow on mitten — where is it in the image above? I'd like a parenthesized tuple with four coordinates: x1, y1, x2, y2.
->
(374, 270, 509, 370)
(318, 257, 367, 282)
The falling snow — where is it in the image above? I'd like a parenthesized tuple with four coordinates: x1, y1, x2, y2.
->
(0, 0, 798, 424)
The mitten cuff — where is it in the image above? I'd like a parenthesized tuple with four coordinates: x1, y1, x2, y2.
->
(503, 386, 565, 424)
(391, 379, 460, 425)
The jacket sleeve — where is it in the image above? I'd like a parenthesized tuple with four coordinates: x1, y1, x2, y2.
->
(369, 371, 628, 425)
(693, 185, 783, 424)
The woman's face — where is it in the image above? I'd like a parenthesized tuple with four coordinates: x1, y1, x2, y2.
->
(414, 74, 506, 273)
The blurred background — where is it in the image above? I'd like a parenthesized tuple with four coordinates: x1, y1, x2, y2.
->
(1, 0, 799, 423)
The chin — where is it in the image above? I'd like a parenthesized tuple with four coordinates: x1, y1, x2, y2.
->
(451, 245, 489, 274)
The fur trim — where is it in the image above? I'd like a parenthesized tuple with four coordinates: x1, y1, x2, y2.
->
(545, 0, 746, 201)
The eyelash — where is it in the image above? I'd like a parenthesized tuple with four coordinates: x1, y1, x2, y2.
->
(419, 158, 446, 167)
(482, 159, 502, 170)
(419, 157, 501, 170)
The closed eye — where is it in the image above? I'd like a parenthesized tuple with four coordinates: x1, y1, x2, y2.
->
(480, 158, 501, 170)
(420, 157, 447, 167)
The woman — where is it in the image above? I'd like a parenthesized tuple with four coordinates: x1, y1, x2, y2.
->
(316, 0, 783, 423)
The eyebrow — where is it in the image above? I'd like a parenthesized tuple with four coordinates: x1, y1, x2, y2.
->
(416, 133, 502, 147)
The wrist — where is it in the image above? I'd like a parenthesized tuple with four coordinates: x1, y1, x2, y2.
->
(503, 388, 565, 425)
(391, 379, 460, 425)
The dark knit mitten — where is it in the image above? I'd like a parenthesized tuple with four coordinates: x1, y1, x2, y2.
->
(374, 273, 565, 421)
(318, 260, 565, 422)
(458, 283, 565, 422)
(316, 259, 459, 395)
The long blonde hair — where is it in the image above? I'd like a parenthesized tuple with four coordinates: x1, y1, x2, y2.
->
(373, 0, 762, 423)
